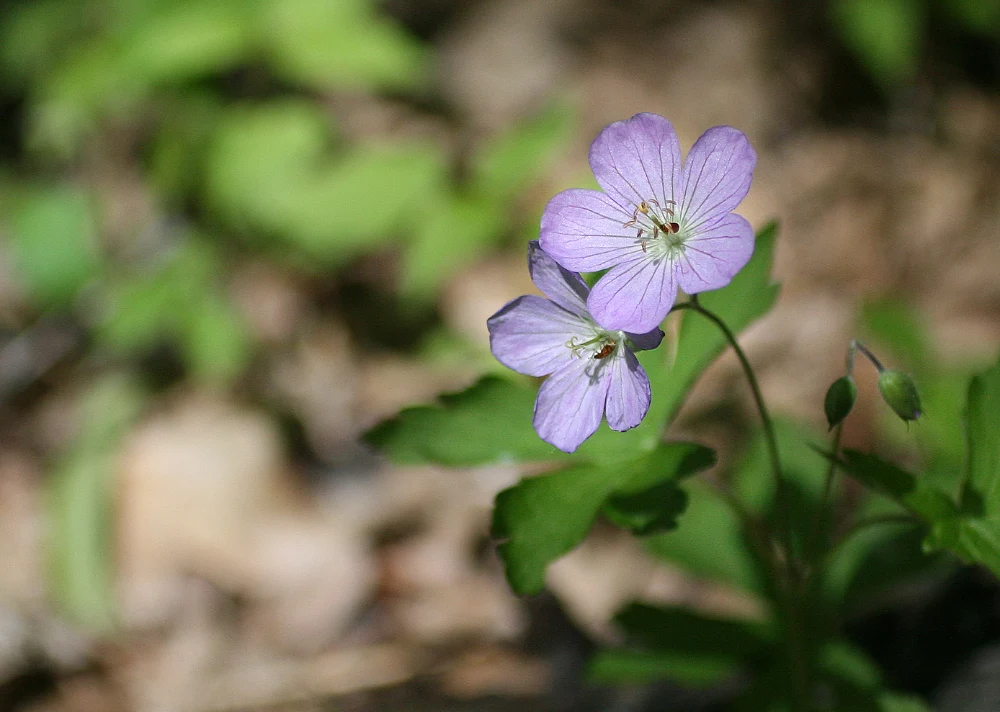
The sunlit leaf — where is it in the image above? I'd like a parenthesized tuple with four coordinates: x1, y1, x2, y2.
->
(9, 186, 102, 307)
(182, 293, 252, 386)
(206, 103, 446, 265)
(262, 0, 426, 91)
(119, 0, 251, 84)
(400, 194, 504, 301)
(492, 442, 715, 595)
(472, 102, 574, 201)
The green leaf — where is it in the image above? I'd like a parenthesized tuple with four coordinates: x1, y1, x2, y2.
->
(9, 186, 102, 307)
(363, 377, 554, 466)
(262, 0, 426, 91)
(206, 103, 445, 265)
(963, 355, 1000, 516)
(927, 516, 1000, 577)
(589, 603, 771, 687)
(615, 603, 770, 657)
(119, 0, 251, 84)
(735, 419, 831, 517)
(182, 293, 252, 386)
(658, 221, 781, 425)
(491, 442, 715, 595)
(644, 480, 763, 594)
(588, 649, 737, 687)
(831, 0, 923, 87)
(602, 480, 689, 535)
(471, 102, 574, 201)
(878, 692, 932, 712)
(48, 375, 145, 631)
(399, 194, 504, 301)
(837, 449, 957, 522)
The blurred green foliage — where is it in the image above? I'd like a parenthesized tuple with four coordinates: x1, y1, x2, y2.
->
(830, 0, 1000, 88)
(0, 0, 574, 632)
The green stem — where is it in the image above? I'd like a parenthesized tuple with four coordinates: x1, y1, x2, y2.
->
(670, 298, 809, 710)
(672, 298, 788, 550)
(804, 423, 843, 569)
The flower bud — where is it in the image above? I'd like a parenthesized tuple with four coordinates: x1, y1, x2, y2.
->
(824, 375, 857, 430)
(877, 370, 922, 422)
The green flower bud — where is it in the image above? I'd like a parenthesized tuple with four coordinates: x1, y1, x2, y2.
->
(824, 375, 857, 430)
(877, 369, 922, 422)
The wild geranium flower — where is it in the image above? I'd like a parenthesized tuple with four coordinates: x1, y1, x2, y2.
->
(540, 113, 756, 334)
(487, 241, 663, 453)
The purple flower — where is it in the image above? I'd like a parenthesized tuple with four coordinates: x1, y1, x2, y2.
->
(540, 113, 756, 334)
(487, 241, 664, 453)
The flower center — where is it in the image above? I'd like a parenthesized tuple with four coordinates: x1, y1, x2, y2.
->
(623, 199, 687, 259)
(566, 332, 621, 360)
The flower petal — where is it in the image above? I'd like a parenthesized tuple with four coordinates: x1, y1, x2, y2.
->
(676, 214, 755, 294)
(604, 349, 651, 431)
(587, 255, 678, 334)
(678, 126, 756, 232)
(624, 327, 664, 352)
(539, 189, 640, 272)
(533, 355, 611, 453)
(589, 113, 681, 212)
(488, 295, 588, 377)
(526, 240, 590, 316)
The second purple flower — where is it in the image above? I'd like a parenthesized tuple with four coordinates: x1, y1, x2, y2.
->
(540, 113, 757, 334)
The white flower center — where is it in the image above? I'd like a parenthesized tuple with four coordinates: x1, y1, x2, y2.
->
(566, 329, 624, 361)
(623, 198, 689, 260)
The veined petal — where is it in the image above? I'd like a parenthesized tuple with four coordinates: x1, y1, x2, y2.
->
(539, 189, 640, 272)
(605, 349, 652, 431)
(625, 327, 664, 352)
(533, 355, 611, 453)
(587, 255, 678, 334)
(676, 214, 755, 294)
(488, 295, 588, 377)
(679, 126, 756, 232)
(589, 113, 681, 212)
(526, 240, 590, 316)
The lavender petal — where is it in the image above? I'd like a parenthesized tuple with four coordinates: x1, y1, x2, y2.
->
(532, 355, 611, 453)
(487, 295, 587, 377)
(526, 241, 591, 316)
(676, 214, 755, 294)
(587, 255, 678, 334)
(539, 188, 639, 272)
(624, 327, 665, 352)
(678, 126, 756, 232)
(589, 113, 682, 212)
(604, 349, 652, 431)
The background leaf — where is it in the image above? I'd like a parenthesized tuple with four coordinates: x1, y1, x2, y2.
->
(48, 375, 145, 631)
(9, 186, 102, 307)
(962, 355, 1000, 516)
